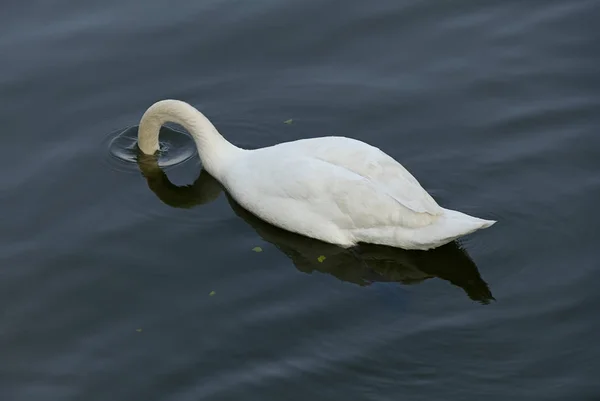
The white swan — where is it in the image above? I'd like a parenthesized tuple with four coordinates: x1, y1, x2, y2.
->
(137, 99, 495, 250)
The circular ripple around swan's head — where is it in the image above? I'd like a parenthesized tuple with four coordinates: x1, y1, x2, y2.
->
(107, 125, 197, 172)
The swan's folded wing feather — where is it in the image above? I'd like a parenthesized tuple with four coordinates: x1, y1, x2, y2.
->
(297, 137, 443, 216)
(228, 154, 437, 231)
(359, 155, 442, 216)
(324, 168, 438, 229)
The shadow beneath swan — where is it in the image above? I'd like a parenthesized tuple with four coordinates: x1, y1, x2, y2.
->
(137, 152, 495, 304)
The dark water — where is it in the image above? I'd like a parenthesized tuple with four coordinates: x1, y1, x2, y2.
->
(2, 0, 600, 399)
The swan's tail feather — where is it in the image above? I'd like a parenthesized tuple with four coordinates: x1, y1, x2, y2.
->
(434, 208, 495, 240)
(403, 208, 495, 250)
(352, 208, 496, 250)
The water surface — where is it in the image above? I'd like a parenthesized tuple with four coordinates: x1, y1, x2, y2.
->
(2, 0, 600, 400)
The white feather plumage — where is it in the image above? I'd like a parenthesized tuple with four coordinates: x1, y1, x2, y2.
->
(137, 99, 495, 250)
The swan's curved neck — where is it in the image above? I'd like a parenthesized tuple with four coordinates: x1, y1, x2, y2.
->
(138, 99, 241, 177)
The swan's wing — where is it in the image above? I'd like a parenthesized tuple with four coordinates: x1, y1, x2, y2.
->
(285, 137, 443, 216)
(225, 152, 437, 233)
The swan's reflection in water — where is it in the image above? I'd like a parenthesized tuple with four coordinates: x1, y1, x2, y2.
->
(137, 153, 494, 304)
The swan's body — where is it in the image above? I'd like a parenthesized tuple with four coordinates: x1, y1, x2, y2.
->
(138, 99, 495, 250)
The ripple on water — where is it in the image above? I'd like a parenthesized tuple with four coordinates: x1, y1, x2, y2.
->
(104, 125, 197, 173)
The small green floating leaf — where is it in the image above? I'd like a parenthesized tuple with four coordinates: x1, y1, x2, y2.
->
(136, 328, 143, 332)
(252, 246, 263, 253)
(283, 119, 293, 125)
(209, 291, 216, 296)
(317, 255, 326, 263)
